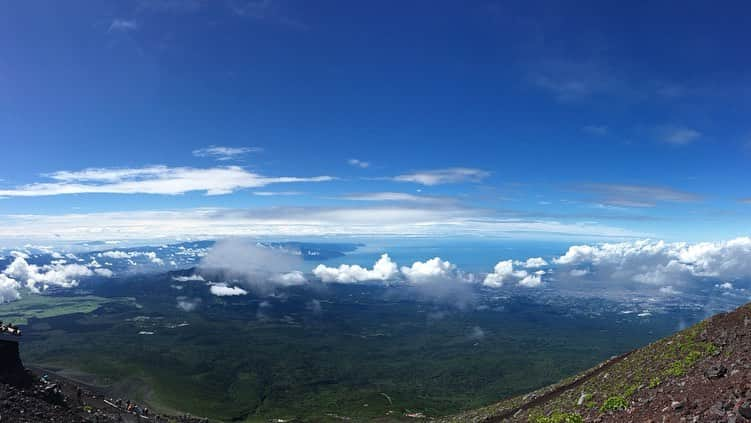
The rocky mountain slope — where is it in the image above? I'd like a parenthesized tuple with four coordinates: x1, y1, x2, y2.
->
(441, 302, 751, 423)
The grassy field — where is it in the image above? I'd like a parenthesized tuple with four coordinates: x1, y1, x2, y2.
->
(0, 294, 133, 325)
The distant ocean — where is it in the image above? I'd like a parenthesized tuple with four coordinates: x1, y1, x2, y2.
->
(307, 238, 574, 272)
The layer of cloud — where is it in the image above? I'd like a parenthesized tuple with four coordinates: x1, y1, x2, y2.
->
(0, 207, 642, 241)
(192, 146, 262, 161)
(0, 166, 333, 197)
(392, 168, 490, 185)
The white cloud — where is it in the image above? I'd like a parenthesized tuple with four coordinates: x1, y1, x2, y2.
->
(94, 268, 114, 277)
(0, 274, 21, 304)
(400, 257, 461, 284)
(347, 158, 370, 168)
(483, 260, 542, 288)
(192, 146, 262, 161)
(716, 282, 734, 290)
(0, 166, 333, 197)
(659, 285, 681, 295)
(172, 274, 205, 282)
(109, 19, 138, 32)
(519, 257, 548, 268)
(2, 256, 96, 293)
(199, 239, 305, 293)
(313, 254, 398, 283)
(468, 326, 485, 340)
(99, 250, 163, 265)
(518, 271, 544, 288)
(176, 296, 201, 311)
(554, 237, 751, 292)
(271, 271, 307, 286)
(210, 283, 248, 296)
(392, 168, 490, 185)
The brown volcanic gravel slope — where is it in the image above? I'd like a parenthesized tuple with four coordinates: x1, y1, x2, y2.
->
(439, 302, 751, 423)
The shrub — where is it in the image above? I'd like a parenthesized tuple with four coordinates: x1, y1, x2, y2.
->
(600, 395, 628, 412)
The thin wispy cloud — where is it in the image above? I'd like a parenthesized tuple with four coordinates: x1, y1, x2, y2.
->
(109, 19, 139, 32)
(192, 145, 262, 161)
(657, 125, 702, 145)
(582, 125, 609, 136)
(577, 183, 702, 208)
(228, 0, 308, 30)
(347, 158, 370, 168)
(340, 192, 455, 205)
(392, 168, 490, 186)
(0, 166, 332, 197)
(252, 191, 302, 196)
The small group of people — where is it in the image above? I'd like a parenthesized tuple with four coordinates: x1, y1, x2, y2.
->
(112, 398, 149, 417)
(0, 321, 21, 336)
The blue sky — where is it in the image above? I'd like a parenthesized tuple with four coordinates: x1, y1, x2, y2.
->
(0, 0, 750, 243)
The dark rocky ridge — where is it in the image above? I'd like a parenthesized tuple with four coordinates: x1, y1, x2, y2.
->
(0, 338, 208, 422)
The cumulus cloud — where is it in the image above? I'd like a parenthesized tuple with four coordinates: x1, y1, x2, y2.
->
(400, 257, 462, 284)
(518, 271, 545, 288)
(483, 260, 543, 288)
(554, 237, 751, 294)
(271, 271, 307, 286)
(519, 257, 548, 268)
(192, 146, 262, 161)
(313, 254, 398, 283)
(199, 239, 305, 294)
(2, 256, 108, 293)
(209, 283, 248, 296)
(0, 275, 21, 304)
(0, 166, 333, 197)
(392, 168, 489, 185)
